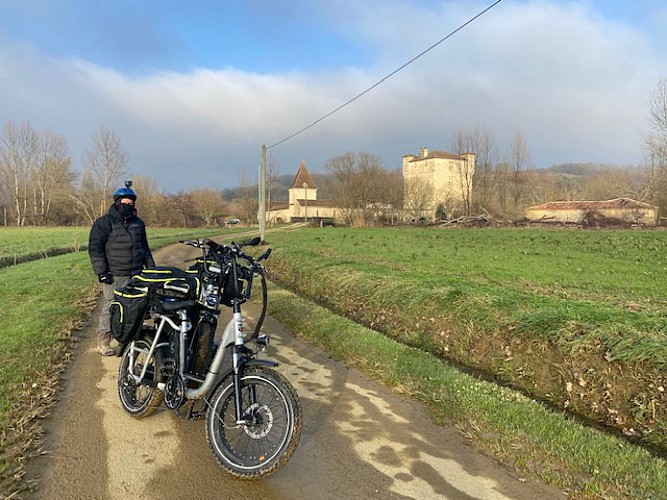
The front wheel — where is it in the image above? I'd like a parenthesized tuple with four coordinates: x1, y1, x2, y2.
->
(118, 338, 163, 418)
(205, 367, 302, 478)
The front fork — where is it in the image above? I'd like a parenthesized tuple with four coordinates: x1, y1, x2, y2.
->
(231, 301, 250, 424)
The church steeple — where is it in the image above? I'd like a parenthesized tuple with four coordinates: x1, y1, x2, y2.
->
(288, 160, 318, 208)
(291, 160, 316, 189)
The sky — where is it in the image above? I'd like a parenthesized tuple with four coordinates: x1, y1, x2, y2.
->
(1, 0, 666, 193)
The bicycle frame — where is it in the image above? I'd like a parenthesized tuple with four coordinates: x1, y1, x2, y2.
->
(125, 298, 272, 423)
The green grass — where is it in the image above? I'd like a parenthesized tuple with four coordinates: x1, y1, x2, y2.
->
(263, 226, 667, 452)
(0, 226, 244, 268)
(0, 227, 90, 256)
(0, 251, 99, 494)
(268, 226, 667, 305)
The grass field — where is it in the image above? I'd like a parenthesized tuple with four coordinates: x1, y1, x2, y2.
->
(265, 226, 667, 350)
(0, 226, 243, 268)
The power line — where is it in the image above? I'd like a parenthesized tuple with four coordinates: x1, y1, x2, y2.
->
(267, 0, 503, 150)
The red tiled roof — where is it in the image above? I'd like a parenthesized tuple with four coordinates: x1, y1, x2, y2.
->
(527, 198, 657, 211)
(291, 161, 316, 189)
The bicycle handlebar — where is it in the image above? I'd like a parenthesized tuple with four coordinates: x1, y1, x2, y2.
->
(180, 235, 270, 268)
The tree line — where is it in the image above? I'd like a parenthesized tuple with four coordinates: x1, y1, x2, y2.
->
(2, 78, 666, 227)
(0, 123, 239, 228)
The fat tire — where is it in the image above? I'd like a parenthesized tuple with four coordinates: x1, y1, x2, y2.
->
(117, 337, 163, 418)
(194, 321, 215, 375)
(205, 367, 302, 478)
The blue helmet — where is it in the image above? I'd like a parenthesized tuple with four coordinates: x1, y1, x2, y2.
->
(113, 180, 137, 202)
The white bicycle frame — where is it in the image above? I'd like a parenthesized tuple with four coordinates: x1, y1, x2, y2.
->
(127, 307, 245, 400)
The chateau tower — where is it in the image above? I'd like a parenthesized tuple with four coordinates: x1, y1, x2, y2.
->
(402, 147, 475, 219)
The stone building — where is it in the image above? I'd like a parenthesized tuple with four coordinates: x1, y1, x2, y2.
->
(525, 198, 658, 225)
(267, 161, 339, 224)
(402, 147, 475, 220)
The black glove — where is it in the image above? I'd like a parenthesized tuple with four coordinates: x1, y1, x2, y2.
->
(98, 272, 114, 284)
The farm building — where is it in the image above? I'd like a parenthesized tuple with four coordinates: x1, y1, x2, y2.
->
(525, 198, 658, 225)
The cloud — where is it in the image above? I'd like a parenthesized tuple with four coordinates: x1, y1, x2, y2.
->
(0, 0, 665, 193)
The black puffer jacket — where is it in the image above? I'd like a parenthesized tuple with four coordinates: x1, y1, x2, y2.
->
(88, 204, 155, 277)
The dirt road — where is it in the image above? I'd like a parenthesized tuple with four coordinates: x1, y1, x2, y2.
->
(25, 241, 564, 499)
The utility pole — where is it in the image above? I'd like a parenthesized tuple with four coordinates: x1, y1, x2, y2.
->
(258, 145, 267, 242)
(302, 182, 308, 223)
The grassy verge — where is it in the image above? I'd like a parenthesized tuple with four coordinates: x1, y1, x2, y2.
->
(267, 285, 667, 498)
(0, 253, 98, 495)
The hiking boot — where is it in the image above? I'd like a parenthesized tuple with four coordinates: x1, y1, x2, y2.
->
(98, 345, 116, 356)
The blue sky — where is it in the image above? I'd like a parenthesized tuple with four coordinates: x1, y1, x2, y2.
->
(1, 0, 666, 192)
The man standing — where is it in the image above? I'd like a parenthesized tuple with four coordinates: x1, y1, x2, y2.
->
(88, 181, 155, 355)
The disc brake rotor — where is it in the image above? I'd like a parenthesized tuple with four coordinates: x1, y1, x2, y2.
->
(243, 403, 273, 438)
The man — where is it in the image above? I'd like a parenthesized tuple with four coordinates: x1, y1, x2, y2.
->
(88, 181, 155, 355)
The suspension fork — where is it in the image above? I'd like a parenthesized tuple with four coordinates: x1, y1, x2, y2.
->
(230, 295, 249, 423)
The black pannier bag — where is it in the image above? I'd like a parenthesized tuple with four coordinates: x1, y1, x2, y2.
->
(110, 287, 150, 344)
(129, 267, 201, 316)
(129, 267, 199, 298)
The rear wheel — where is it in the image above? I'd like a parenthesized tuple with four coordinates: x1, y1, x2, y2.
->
(118, 338, 163, 418)
(205, 367, 302, 478)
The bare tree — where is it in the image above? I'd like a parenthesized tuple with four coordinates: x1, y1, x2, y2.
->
(453, 126, 499, 215)
(70, 168, 100, 225)
(191, 188, 226, 227)
(326, 151, 385, 226)
(644, 78, 667, 216)
(325, 152, 356, 225)
(0, 167, 9, 225)
(33, 130, 76, 225)
(526, 170, 558, 205)
(266, 153, 281, 226)
(131, 175, 161, 226)
(403, 177, 434, 219)
(238, 173, 258, 223)
(84, 127, 128, 218)
(649, 78, 667, 133)
(356, 152, 386, 225)
(377, 168, 404, 224)
(583, 167, 647, 202)
(507, 132, 531, 219)
(0, 122, 40, 225)
(0, 122, 22, 225)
